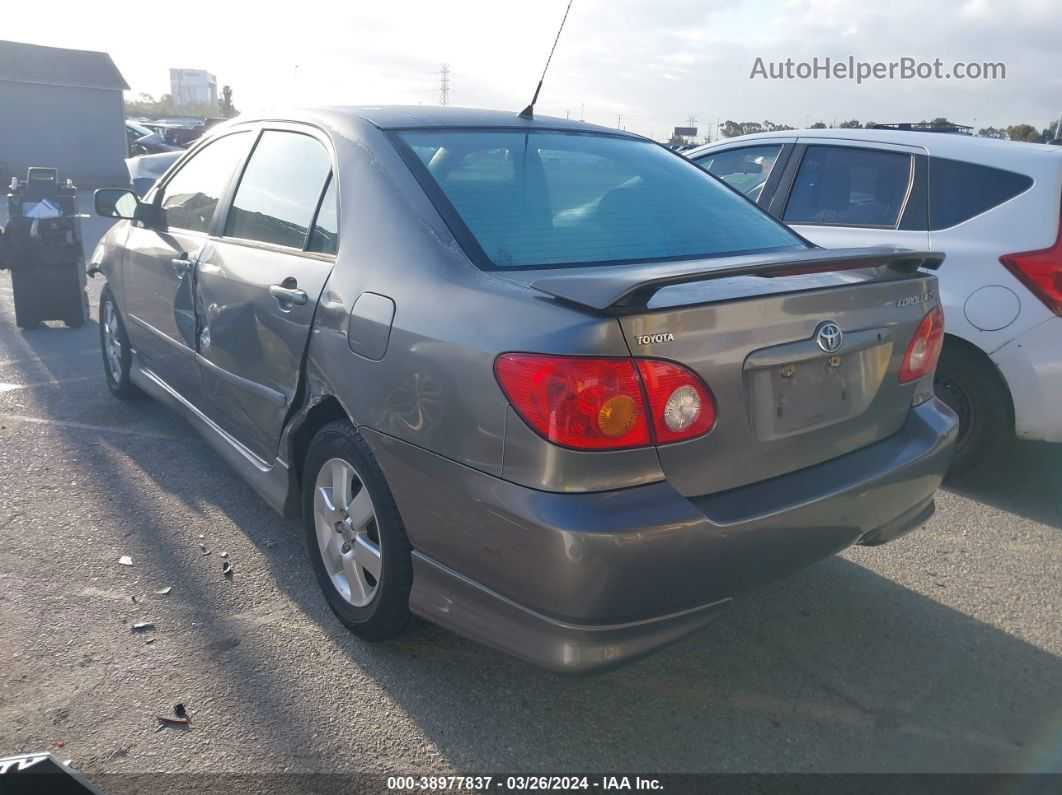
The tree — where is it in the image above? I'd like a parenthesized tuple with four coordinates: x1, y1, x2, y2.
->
(978, 127, 1007, 139)
(838, 119, 861, 128)
(928, 117, 955, 129)
(1042, 120, 1060, 142)
(219, 85, 238, 118)
(809, 121, 827, 129)
(719, 120, 793, 138)
(124, 92, 216, 118)
(1007, 123, 1041, 143)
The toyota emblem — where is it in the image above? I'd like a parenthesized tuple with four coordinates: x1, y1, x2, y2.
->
(815, 322, 843, 353)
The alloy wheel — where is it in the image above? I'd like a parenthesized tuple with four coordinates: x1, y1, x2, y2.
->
(313, 458, 382, 607)
(103, 300, 123, 383)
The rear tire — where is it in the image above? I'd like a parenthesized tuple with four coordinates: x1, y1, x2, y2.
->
(302, 421, 415, 642)
(99, 286, 141, 400)
(934, 340, 1012, 478)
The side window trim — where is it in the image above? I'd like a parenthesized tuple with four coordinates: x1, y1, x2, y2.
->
(766, 143, 806, 219)
(756, 143, 794, 209)
(779, 144, 916, 230)
(304, 171, 338, 255)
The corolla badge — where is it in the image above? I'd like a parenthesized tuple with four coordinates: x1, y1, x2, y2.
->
(896, 292, 933, 307)
(815, 322, 843, 353)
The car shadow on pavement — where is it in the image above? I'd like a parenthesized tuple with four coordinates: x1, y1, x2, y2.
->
(945, 440, 1062, 530)
(5, 304, 1061, 775)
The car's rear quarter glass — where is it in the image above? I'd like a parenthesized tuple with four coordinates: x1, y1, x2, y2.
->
(927, 157, 1033, 230)
(396, 130, 805, 269)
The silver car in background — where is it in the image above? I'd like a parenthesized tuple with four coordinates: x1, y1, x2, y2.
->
(91, 107, 957, 672)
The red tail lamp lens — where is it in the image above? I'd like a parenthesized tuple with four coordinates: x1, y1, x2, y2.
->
(493, 354, 651, 450)
(899, 305, 945, 383)
(495, 354, 717, 450)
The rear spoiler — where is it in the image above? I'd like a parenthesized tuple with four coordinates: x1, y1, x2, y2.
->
(528, 247, 944, 312)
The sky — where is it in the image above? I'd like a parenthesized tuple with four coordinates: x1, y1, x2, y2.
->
(5, 0, 1061, 139)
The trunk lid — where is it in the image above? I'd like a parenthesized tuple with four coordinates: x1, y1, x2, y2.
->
(514, 248, 942, 497)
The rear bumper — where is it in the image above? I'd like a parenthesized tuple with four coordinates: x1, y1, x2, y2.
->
(991, 316, 1062, 443)
(362, 398, 957, 673)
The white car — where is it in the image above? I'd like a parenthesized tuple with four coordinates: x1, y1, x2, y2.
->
(687, 129, 1062, 474)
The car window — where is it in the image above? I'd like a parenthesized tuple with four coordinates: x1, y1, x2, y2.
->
(225, 131, 332, 249)
(694, 145, 783, 200)
(160, 132, 251, 233)
(928, 157, 1033, 230)
(307, 174, 338, 255)
(397, 130, 805, 269)
(784, 146, 912, 227)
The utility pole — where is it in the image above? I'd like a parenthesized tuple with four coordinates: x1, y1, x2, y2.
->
(616, 113, 622, 129)
(439, 63, 451, 106)
(686, 114, 698, 129)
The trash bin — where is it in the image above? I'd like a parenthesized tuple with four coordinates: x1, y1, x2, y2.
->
(1, 167, 90, 329)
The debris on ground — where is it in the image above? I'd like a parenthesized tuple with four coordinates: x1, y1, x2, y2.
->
(156, 703, 190, 729)
(131, 622, 155, 633)
(264, 540, 277, 548)
(199, 543, 211, 556)
(156, 715, 188, 728)
(222, 561, 233, 578)
(154, 587, 172, 596)
(118, 556, 132, 566)
(220, 551, 229, 558)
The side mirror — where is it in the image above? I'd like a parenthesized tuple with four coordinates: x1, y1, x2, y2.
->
(95, 188, 140, 220)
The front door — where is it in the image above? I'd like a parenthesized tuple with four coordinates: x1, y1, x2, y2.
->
(194, 128, 338, 463)
(121, 131, 253, 401)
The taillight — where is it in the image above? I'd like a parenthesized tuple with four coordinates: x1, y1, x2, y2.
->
(1000, 210, 1062, 316)
(899, 305, 945, 383)
(494, 354, 651, 450)
(494, 354, 715, 450)
(635, 359, 716, 443)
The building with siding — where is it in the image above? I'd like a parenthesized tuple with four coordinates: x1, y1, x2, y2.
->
(0, 40, 129, 186)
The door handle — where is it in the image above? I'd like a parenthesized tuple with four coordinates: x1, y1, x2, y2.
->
(171, 255, 193, 276)
(269, 284, 308, 307)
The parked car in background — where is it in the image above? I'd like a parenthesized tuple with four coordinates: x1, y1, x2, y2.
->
(90, 107, 956, 672)
(125, 151, 182, 197)
(152, 119, 206, 148)
(125, 120, 181, 157)
(687, 129, 1062, 474)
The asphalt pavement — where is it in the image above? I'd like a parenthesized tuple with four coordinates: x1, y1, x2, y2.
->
(0, 205, 1059, 784)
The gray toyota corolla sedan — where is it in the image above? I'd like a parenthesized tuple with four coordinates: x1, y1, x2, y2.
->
(91, 107, 957, 672)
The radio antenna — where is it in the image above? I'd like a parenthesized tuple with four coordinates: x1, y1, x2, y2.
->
(519, 0, 574, 120)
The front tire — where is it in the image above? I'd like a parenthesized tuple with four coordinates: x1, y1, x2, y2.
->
(302, 421, 414, 641)
(99, 286, 141, 400)
(934, 340, 1013, 478)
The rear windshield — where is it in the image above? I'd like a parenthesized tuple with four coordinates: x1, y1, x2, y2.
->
(395, 129, 806, 269)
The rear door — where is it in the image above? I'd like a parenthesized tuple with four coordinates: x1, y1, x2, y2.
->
(773, 140, 931, 251)
(121, 131, 253, 401)
(194, 125, 338, 463)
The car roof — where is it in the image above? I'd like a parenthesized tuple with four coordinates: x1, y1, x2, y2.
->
(234, 105, 637, 137)
(686, 127, 1061, 162)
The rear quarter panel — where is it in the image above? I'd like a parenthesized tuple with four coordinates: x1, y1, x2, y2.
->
(302, 120, 643, 481)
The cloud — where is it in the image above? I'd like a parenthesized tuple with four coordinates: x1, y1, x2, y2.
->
(4, 0, 1059, 137)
